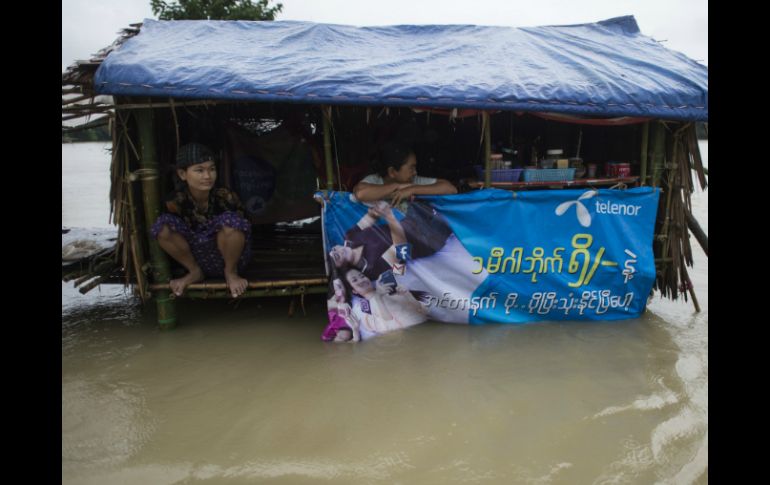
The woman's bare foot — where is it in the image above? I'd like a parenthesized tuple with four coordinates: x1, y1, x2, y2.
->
(225, 271, 248, 298)
(169, 266, 204, 296)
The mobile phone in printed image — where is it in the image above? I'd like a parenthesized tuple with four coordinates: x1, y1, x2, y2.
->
(378, 270, 397, 293)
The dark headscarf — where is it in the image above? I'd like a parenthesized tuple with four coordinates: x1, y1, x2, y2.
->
(173, 143, 217, 191)
(176, 143, 216, 169)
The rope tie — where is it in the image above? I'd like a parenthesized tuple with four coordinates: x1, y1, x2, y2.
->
(129, 168, 159, 181)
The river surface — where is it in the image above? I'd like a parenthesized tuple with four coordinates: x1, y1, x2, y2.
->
(62, 141, 707, 484)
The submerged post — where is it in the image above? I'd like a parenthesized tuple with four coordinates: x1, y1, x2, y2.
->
(134, 107, 177, 329)
(483, 111, 491, 187)
(322, 106, 335, 191)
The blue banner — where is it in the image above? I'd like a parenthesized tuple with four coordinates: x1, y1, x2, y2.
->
(319, 187, 660, 341)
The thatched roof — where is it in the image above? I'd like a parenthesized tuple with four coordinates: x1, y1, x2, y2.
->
(62, 23, 142, 131)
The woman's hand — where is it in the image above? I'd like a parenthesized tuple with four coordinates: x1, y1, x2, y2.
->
(390, 185, 417, 207)
(369, 200, 394, 219)
(375, 279, 396, 295)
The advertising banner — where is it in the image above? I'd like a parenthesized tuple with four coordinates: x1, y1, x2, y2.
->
(319, 187, 660, 342)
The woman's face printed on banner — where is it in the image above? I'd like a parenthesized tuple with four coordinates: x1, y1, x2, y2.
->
(345, 268, 373, 296)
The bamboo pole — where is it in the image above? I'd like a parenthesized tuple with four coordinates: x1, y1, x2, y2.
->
(149, 277, 328, 291)
(61, 86, 85, 95)
(71, 260, 116, 289)
(62, 268, 89, 282)
(129, 233, 148, 301)
(685, 125, 708, 190)
(61, 104, 112, 113)
(169, 98, 180, 150)
(62, 94, 95, 106)
(62, 112, 110, 122)
(62, 119, 110, 134)
(72, 99, 229, 111)
(658, 135, 677, 294)
(482, 111, 491, 187)
(181, 285, 328, 300)
(640, 121, 649, 186)
(72, 272, 96, 287)
(685, 205, 708, 257)
(134, 106, 177, 329)
(79, 275, 109, 295)
(110, 115, 121, 225)
(650, 122, 666, 187)
(651, 122, 670, 298)
(679, 261, 701, 313)
(322, 106, 335, 191)
(124, 142, 149, 302)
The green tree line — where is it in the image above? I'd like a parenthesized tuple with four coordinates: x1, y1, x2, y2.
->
(150, 0, 283, 20)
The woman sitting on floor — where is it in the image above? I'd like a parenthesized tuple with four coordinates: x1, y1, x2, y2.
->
(151, 143, 251, 298)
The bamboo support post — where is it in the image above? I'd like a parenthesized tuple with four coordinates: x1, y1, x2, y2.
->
(129, 233, 147, 300)
(322, 106, 335, 191)
(482, 111, 491, 187)
(134, 107, 177, 329)
(650, 122, 666, 187)
(640, 121, 649, 186)
(651, 123, 672, 297)
(122, 135, 149, 302)
(110, 116, 121, 225)
(658, 136, 677, 291)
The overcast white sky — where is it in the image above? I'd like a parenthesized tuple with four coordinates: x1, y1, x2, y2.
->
(62, 0, 707, 73)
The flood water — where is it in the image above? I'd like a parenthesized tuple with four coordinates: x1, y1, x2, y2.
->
(62, 141, 707, 484)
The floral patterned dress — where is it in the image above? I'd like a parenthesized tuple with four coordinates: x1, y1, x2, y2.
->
(151, 188, 252, 277)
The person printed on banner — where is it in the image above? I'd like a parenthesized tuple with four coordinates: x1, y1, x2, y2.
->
(328, 200, 406, 281)
(352, 141, 457, 207)
(328, 199, 452, 281)
(340, 266, 428, 341)
(321, 277, 360, 342)
(151, 143, 251, 298)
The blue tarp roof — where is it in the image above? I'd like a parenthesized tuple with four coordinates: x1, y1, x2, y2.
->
(94, 16, 708, 121)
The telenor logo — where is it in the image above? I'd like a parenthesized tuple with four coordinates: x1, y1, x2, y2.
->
(594, 200, 643, 216)
(555, 190, 598, 227)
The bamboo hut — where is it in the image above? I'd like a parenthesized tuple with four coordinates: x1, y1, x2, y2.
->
(62, 16, 708, 328)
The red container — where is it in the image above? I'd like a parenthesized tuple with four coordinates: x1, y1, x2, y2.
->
(606, 162, 631, 177)
(613, 163, 631, 177)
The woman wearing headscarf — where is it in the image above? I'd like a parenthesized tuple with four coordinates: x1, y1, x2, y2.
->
(151, 143, 252, 298)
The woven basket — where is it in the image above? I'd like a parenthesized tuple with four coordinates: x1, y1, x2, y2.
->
(475, 166, 523, 182)
(521, 168, 576, 182)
